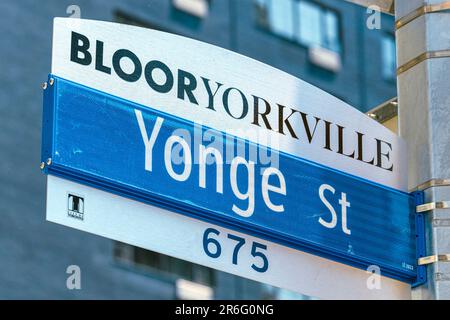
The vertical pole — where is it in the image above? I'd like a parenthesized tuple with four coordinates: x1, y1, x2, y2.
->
(395, 0, 450, 299)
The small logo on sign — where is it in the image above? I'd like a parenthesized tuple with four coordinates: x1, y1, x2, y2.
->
(68, 194, 84, 220)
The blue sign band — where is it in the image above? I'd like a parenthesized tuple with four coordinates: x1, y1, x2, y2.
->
(42, 75, 417, 283)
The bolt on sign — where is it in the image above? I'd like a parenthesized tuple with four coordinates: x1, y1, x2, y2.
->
(42, 18, 417, 299)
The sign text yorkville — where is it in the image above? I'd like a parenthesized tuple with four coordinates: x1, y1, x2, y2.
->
(43, 19, 419, 297)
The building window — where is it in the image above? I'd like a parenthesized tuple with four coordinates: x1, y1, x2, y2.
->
(172, 0, 210, 18)
(268, 0, 295, 39)
(381, 34, 396, 80)
(114, 10, 170, 33)
(255, 0, 341, 53)
(261, 284, 314, 300)
(114, 242, 215, 287)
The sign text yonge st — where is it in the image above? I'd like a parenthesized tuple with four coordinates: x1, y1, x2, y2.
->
(71, 31, 394, 173)
(42, 75, 416, 282)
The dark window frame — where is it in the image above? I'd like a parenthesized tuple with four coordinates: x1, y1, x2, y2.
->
(114, 242, 216, 287)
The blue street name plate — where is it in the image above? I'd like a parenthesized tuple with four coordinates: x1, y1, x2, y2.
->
(41, 75, 417, 283)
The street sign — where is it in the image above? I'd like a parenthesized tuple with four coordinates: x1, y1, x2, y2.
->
(41, 75, 417, 283)
(42, 18, 419, 297)
(51, 18, 407, 191)
(46, 174, 411, 299)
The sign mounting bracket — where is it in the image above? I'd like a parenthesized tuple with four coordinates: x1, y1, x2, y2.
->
(412, 190, 427, 288)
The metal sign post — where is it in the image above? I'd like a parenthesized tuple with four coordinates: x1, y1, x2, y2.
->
(346, 0, 450, 300)
(394, 0, 450, 299)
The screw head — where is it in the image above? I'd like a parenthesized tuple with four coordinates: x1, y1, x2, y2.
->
(46, 158, 52, 166)
(42, 82, 48, 90)
(39, 162, 45, 170)
(49, 78, 54, 86)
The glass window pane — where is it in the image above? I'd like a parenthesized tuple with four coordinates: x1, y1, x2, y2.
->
(382, 35, 396, 79)
(192, 265, 214, 286)
(115, 243, 216, 287)
(324, 11, 340, 52)
(269, 0, 294, 38)
(296, 1, 322, 48)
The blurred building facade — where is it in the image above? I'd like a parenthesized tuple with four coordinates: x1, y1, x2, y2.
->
(0, 0, 396, 299)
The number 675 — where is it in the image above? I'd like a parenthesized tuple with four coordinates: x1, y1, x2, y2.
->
(202, 228, 269, 273)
